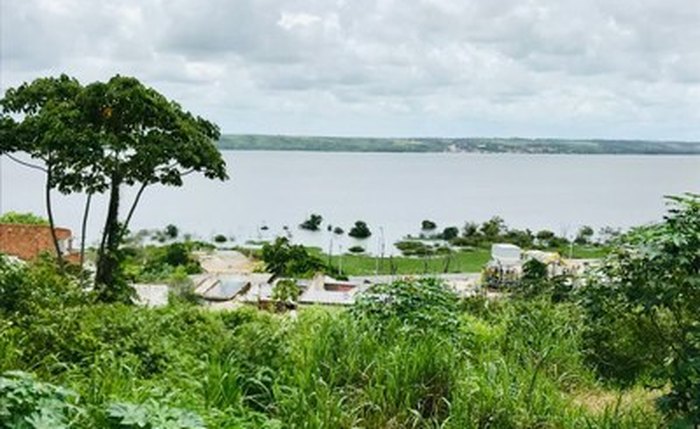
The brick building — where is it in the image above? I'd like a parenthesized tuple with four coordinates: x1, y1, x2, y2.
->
(0, 223, 77, 262)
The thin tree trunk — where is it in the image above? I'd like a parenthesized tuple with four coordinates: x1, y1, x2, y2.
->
(45, 164, 64, 268)
(79, 193, 92, 269)
(118, 182, 148, 242)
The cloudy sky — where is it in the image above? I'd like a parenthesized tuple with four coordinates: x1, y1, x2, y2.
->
(2, 0, 700, 139)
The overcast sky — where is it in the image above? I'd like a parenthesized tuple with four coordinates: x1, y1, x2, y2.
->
(2, 0, 700, 140)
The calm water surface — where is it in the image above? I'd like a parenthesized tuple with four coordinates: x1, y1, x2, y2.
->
(1, 151, 699, 254)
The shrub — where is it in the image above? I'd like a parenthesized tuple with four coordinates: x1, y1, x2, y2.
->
(348, 221, 371, 239)
(0, 255, 88, 319)
(515, 259, 573, 303)
(260, 237, 325, 277)
(395, 240, 434, 256)
(352, 278, 459, 335)
(213, 234, 227, 243)
(271, 279, 301, 310)
(578, 194, 700, 421)
(0, 211, 48, 225)
(347, 245, 364, 254)
(439, 226, 459, 240)
(123, 242, 202, 283)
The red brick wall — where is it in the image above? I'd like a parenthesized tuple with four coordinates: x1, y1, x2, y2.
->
(0, 223, 73, 261)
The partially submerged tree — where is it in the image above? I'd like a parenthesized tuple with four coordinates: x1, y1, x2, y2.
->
(300, 213, 323, 231)
(1, 75, 228, 302)
(421, 219, 437, 230)
(348, 221, 372, 239)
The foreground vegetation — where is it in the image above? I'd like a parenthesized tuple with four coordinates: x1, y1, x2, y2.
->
(1, 194, 698, 428)
(0, 263, 664, 428)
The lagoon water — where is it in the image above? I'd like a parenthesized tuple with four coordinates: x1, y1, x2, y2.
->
(1, 151, 699, 254)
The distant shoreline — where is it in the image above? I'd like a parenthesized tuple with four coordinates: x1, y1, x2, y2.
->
(218, 134, 700, 155)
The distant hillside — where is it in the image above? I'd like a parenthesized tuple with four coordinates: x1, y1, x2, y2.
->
(218, 134, 700, 155)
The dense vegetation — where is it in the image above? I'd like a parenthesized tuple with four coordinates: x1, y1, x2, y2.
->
(0, 211, 48, 226)
(218, 134, 700, 154)
(1, 194, 698, 428)
(0, 260, 662, 428)
(394, 217, 608, 262)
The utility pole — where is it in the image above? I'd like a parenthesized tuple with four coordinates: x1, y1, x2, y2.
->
(328, 236, 333, 267)
(379, 226, 385, 274)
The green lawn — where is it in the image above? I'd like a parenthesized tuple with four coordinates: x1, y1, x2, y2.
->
(241, 243, 608, 277)
(309, 247, 492, 276)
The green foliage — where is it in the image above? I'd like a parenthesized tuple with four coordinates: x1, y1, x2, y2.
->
(0, 212, 48, 225)
(271, 279, 301, 310)
(575, 225, 595, 245)
(439, 225, 459, 240)
(122, 242, 202, 283)
(421, 219, 437, 230)
(260, 237, 326, 277)
(394, 240, 435, 256)
(0, 255, 88, 319)
(480, 216, 507, 239)
(579, 194, 700, 421)
(0, 284, 664, 428)
(347, 245, 364, 254)
(299, 214, 323, 231)
(0, 371, 79, 429)
(516, 259, 573, 302)
(106, 401, 204, 429)
(348, 220, 371, 239)
(332, 226, 344, 235)
(0, 238, 674, 427)
(212, 234, 227, 243)
(352, 277, 459, 334)
(164, 225, 179, 240)
(1, 74, 228, 300)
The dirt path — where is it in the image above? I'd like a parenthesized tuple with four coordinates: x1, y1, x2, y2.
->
(194, 250, 257, 274)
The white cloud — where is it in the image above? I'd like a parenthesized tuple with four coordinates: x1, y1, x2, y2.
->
(2, 0, 700, 139)
(277, 12, 322, 30)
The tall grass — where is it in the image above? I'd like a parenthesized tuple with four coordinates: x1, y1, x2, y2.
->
(1, 300, 664, 428)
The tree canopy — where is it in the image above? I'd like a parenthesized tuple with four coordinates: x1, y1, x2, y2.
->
(0, 74, 228, 301)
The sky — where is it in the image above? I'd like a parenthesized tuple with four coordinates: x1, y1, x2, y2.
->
(2, 0, 700, 140)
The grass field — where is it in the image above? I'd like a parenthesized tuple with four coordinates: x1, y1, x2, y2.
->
(306, 244, 608, 276)
(247, 243, 608, 277)
(318, 248, 492, 276)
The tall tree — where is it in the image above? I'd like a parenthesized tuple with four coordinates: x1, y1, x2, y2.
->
(77, 76, 228, 301)
(0, 75, 98, 267)
(1, 75, 228, 302)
